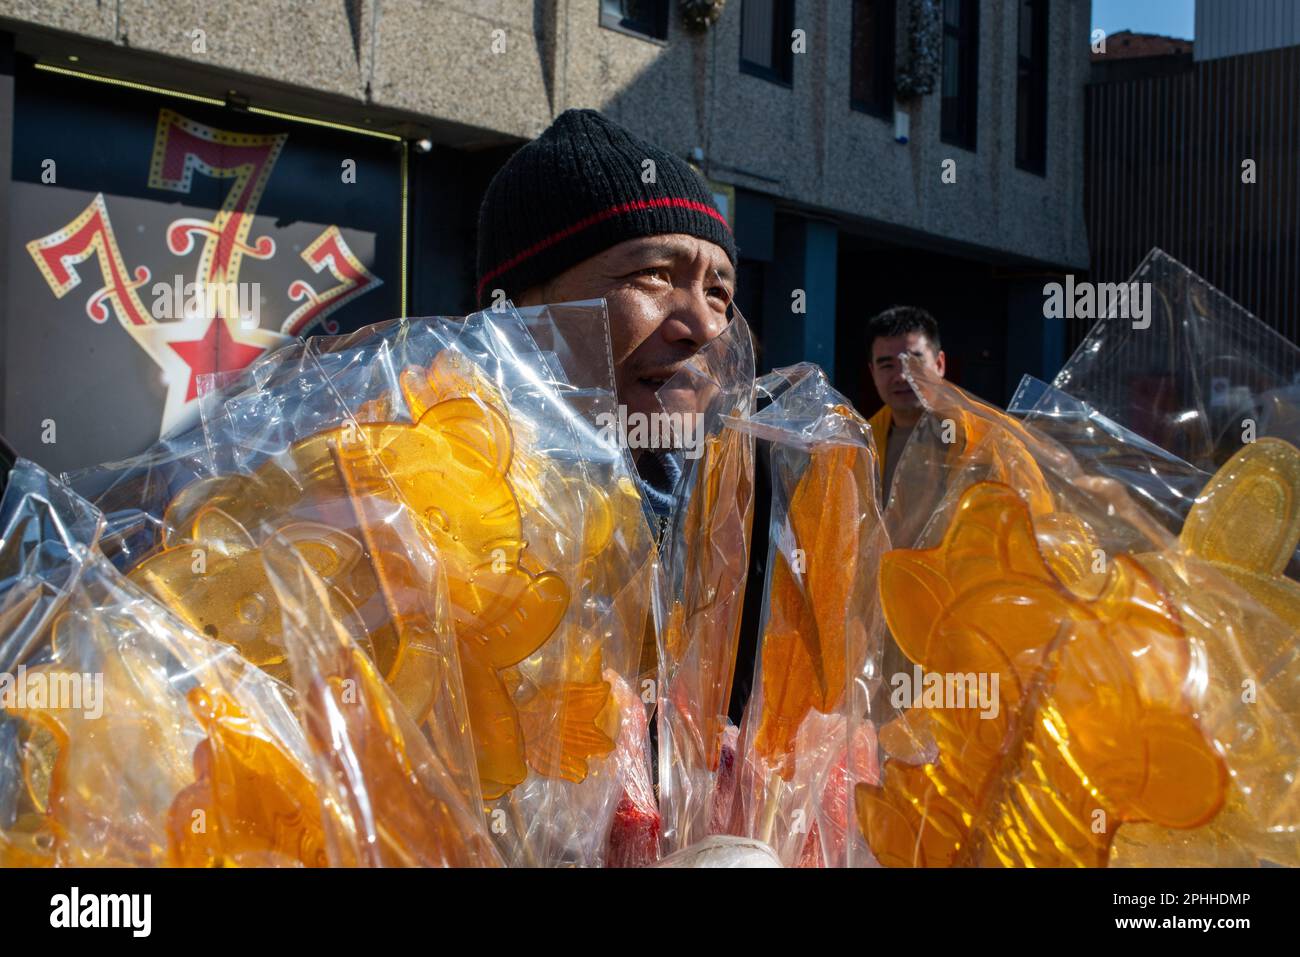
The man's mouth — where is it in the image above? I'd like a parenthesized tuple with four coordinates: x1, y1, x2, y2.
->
(635, 366, 683, 389)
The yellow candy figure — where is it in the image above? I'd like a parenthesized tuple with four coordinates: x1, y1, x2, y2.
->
(144, 350, 626, 802)
(1117, 437, 1300, 866)
(858, 482, 1227, 867)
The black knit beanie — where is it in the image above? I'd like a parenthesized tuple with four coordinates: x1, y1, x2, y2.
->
(475, 109, 737, 307)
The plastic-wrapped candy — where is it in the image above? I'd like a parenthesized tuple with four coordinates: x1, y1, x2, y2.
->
(858, 356, 1299, 866)
(1111, 437, 1300, 866)
(0, 460, 329, 867)
(722, 364, 889, 867)
(261, 535, 501, 866)
(1012, 252, 1300, 865)
(151, 343, 485, 812)
(1008, 375, 1211, 538)
(165, 683, 329, 867)
(422, 302, 656, 866)
(655, 311, 757, 855)
(864, 480, 1226, 867)
(67, 300, 655, 867)
(603, 671, 661, 867)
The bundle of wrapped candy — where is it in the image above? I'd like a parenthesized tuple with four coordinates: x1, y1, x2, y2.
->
(2, 251, 1297, 867)
(722, 364, 889, 868)
(653, 314, 757, 855)
(1, 301, 657, 867)
(857, 250, 1300, 867)
(653, 250, 1299, 867)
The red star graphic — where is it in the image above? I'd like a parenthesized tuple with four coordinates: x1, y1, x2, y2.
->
(167, 317, 268, 402)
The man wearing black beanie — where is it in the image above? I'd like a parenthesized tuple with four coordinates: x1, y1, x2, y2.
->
(475, 109, 738, 528)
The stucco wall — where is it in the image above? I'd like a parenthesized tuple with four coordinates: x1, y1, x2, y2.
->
(1, 0, 1090, 267)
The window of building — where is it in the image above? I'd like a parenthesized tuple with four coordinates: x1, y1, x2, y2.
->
(1016, 0, 1049, 174)
(850, 0, 897, 118)
(740, 0, 796, 86)
(600, 0, 670, 41)
(940, 0, 979, 150)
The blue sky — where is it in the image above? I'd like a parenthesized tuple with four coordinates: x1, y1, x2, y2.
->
(1091, 0, 1195, 40)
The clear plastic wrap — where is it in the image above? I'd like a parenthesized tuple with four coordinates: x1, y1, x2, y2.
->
(858, 354, 1300, 866)
(1052, 247, 1300, 471)
(261, 535, 501, 866)
(723, 364, 888, 867)
(0, 459, 330, 866)
(655, 310, 757, 855)
(66, 299, 656, 867)
(1008, 375, 1210, 537)
(419, 303, 655, 866)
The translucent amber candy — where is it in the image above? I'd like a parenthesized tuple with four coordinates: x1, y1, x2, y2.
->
(754, 442, 873, 778)
(167, 686, 328, 867)
(663, 427, 754, 773)
(296, 611, 500, 867)
(1113, 437, 1300, 866)
(857, 482, 1226, 867)
(1, 623, 198, 866)
(145, 354, 624, 801)
(129, 509, 374, 684)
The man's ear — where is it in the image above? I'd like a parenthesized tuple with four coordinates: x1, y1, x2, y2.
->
(935, 349, 947, 378)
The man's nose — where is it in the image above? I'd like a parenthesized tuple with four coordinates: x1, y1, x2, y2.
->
(660, 285, 728, 348)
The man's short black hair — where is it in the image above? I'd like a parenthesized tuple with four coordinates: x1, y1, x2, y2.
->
(866, 305, 942, 357)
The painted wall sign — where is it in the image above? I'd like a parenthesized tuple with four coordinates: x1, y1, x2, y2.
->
(5, 67, 403, 474)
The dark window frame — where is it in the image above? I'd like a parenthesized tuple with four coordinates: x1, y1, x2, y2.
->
(850, 0, 897, 119)
(739, 0, 797, 88)
(940, 0, 980, 151)
(599, 0, 670, 42)
(1015, 0, 1049, 175)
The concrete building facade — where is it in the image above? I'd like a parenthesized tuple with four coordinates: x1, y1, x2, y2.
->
(1, 0, 1091, 470)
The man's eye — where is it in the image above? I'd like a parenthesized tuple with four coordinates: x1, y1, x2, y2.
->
(634, 267, 670, 281)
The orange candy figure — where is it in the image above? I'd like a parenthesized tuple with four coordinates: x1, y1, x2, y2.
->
(517, 677, 618, 782)
(260, 535, 500, 866)
(371, 360, 629, 796)
(1, 637, 197, 867)
(857, 482, 1227, 867)
(129, 510, 372, 683)
(167, 686, 328, 867)
(334, 394, 578, 798)
(147, 366, 584, 800)
(1114, 437, 1300, 865)
(143, 345, 625, 804)
(663, 428, 755, 773)
(754, 441, 873, 778)
(400, 351, 502, 422)
(313, 650, 496, 866)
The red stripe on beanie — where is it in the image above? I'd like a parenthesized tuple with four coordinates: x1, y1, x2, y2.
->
(476, 197, 731, 301)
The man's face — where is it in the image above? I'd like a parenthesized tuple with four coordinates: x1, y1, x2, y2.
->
(870, 331, 946, 417)
(515, 234, 735, 423)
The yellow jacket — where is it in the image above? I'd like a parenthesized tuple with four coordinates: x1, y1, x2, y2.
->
(868, 401, 1056, 517)
(866, 404, 892, 486)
